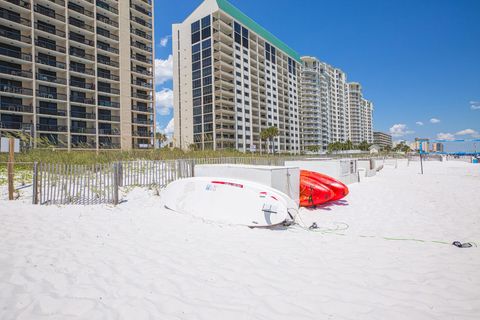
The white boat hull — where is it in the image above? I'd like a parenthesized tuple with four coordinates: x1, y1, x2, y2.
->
(161, 177, 296, 227)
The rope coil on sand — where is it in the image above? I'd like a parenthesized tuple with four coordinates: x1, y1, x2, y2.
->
(288, 208, 477, 248)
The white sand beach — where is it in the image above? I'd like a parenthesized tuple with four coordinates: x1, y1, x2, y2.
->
(1, 160, 479, 319)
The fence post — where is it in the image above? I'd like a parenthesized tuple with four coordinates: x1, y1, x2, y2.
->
(118, 162, 123, 187)
(8, 137, 15, 200)
(32, 162, 38, 205)
(113, 163, 119, 205)
(191, 159, 195, 177)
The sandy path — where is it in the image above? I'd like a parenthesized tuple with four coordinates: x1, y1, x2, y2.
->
(0, 160, 479, 319)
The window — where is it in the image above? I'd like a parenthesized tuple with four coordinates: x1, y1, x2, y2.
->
(191, 21, 200, 33)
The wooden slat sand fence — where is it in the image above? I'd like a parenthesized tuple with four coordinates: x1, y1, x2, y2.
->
(35, 160, 195, 205)
(36, 163, 117, 205)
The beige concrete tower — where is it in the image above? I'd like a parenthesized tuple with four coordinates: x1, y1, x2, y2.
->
(348, 82, 374, 144)
(173, 0, 301, 153)
(0, 0, 155, 150)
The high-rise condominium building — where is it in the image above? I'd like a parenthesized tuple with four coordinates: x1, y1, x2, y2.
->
(348, 82, 373, 144)
(301, 56, 362, 151)
(300, 56, 330, 151)
(173, 0, 301, 153)
(0, 0, 155, 150)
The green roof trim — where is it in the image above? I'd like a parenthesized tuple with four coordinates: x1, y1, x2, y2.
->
(216, 0, 302, 63)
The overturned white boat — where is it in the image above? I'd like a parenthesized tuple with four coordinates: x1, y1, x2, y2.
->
(161, 177, 297, 227)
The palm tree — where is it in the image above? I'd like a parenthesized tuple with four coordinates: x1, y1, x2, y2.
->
(155, 132, 167, 148)
(260, 127, 279, 154)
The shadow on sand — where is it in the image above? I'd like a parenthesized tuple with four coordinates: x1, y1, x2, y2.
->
(302, 199, 350, 212)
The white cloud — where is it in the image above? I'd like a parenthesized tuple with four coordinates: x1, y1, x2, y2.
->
(456, 129, 477, 136)
(389, 124, 414, 137)
(470, 101, 480, 110)
(155, 55, 173, 85)
(436, 133, 455, 141)
(416, 121, 424, 126)
(430, 118, 441, 124)
(159, 35, 171, 47)
(157, 118, 174, 137)
(156, 89, 173, 116)
(163, 118, 174, 136)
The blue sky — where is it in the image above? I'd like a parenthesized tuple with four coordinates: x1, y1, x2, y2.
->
(154, 0, 480, 148)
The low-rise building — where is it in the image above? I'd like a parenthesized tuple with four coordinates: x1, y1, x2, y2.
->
(373, 132, 392, 148)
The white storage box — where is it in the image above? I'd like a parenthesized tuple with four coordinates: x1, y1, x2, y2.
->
(285, 159, 359, 185)
(194, 164, 300, 205)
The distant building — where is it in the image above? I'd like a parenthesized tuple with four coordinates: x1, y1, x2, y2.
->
(431, 142, 444, 153)
(414, 138, 430, 152)
(349, 82, 373, 145)
(373, 132, 392, 148)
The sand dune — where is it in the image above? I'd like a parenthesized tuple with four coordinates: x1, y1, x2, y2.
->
(1, 160, 479, 319)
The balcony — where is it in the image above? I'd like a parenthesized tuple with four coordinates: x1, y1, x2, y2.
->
(0, 29, 31, 44)
(69, 17, 94, 33)
(0, 8, 30, 26)
(1, 102, 33, 113)
(0, 47, 32, 61)
(35, 23, 66, 38)
(37, 107, 67, 116)
(69, 33, 95, 47)
(97, 59, 119, 68)
(98, 114, 120, 122)
(70, 111, 95, 119)
(131, 16, 152, 29)
(69, 65, 95, 75)
(97, 42, 119, 54)
(34, 5, 65, 22)
(71, 126, 96, 134)
(0, 84, 33, 96)
(70, 79, 95, 90)
(132, 92, 152, 100)
(96, 1, 118, 15)
(130, 4, 152, 17)
(98, 86, 120, 94)
(131, 54, 152, 64)
(68, 3, 94, 18)
(36, 56, 66, 69)
(132, 79, 153, 89)
(131, 41, 152, 53)
(0, 65, 32, 78)
(36, 90, 67, 101)
(131, 67, 152, 76)
(37, 124, 68, 132)
(35, 39, 66, 53)
(96, 15, 118, 28)
(132, 105, 153, 113)
(132, 118, 153, 125)
(130, 28, 152, 41)
(69, 49, 95, 61)
(36, 73, 67, 85)
(132, 130, 153, 137)
(70, 96, 95, 105)
(98, 100, 120, 108)
(97, 71, 119, 81)
(0, 121, 32, 130)
(99, 128, 120, 135)
(4, 0, 31, 10)
(97, 29, 119, 41)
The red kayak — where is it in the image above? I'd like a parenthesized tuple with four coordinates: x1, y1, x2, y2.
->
(301, 170, 349, 201)
(299, 176, 335, 207)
